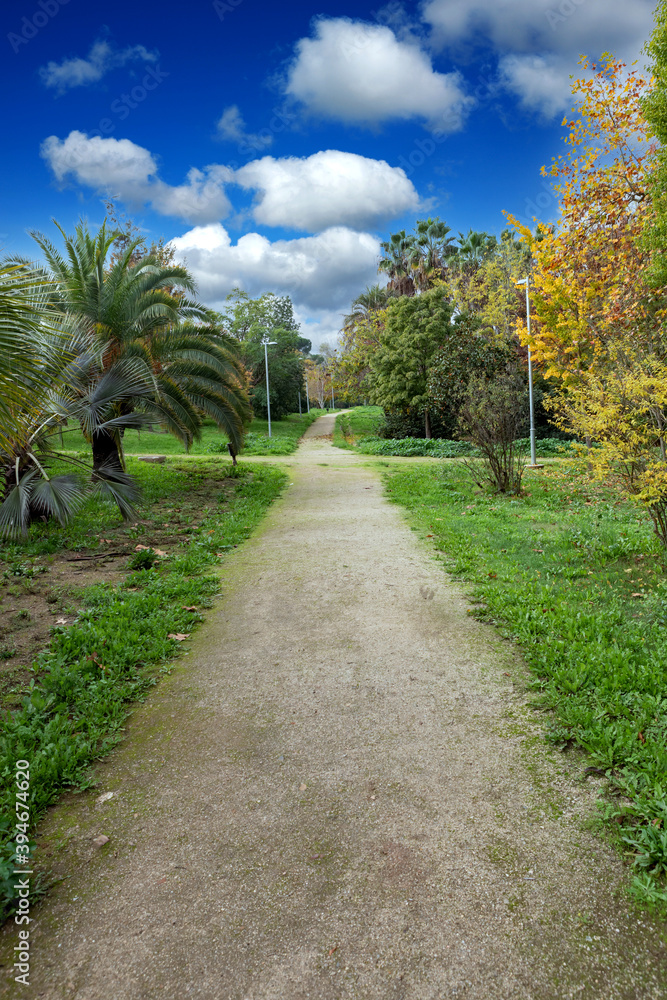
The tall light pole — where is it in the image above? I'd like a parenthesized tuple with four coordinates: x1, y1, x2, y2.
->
(517, 277, 537, 468)
(262, 335, 277, 437)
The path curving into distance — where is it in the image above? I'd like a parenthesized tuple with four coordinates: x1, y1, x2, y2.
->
(2, 412, 666, 999)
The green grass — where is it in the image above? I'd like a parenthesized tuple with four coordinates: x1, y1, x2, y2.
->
(356, 437, 474, 457)
(0, 459, 287, 919)
(383, 460, 667, 908)
(333, 406, 384, 448)
(56, 410, 324, 459)
(345, 433, 575, 459)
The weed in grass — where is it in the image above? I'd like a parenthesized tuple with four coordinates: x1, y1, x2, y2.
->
(384, 460, 667, 908)
(128, 548, 161, 571)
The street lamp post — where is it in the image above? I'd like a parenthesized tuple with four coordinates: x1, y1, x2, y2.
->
(262, 335, 277, 437)
(517, 277, 537, 468)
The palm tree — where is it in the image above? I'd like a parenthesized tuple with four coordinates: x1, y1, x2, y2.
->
(455, 229, 498, 272)
(0, 316, 154, 536)
(343, 285, 390, 329)
(28, 220, 250, 470)
(378, 231, 416, 296)
(410, 218, 458, 290)
(0, 261, 61, 449)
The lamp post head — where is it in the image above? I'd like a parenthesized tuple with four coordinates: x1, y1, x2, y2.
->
(261, 335, 276, 346)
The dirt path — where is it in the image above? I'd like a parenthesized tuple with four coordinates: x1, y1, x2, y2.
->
(2, 414, 666, 999)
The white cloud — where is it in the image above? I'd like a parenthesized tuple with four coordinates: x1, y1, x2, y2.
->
(422, 0, 654, 56)
(41, 131, 157, 195)
(422, 0, 655, 117)
(285, 17, 473, 131)
(168, 223, 380, 313)
(498, 54, 577, 120)
(215, 105, 273, 151)
(235, 150, 419, 231)
(41, 131, 232, 224)
(42, 132, 419, 233)
(40, 40, 157, 93)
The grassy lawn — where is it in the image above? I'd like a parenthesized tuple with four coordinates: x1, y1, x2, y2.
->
(384, 459, 667, 908)
(333, 405, 384, 448)
(333, 410, 575, 459)
(0, 457, 287, 919)
(57, 409, 325, 459)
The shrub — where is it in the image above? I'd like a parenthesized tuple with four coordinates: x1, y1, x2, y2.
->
(457, 374, 529, 493)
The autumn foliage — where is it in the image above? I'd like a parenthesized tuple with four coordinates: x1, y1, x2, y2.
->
(507, 53, 667, 543)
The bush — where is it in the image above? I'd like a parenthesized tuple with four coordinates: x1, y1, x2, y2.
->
(457, 374, 529, 493)
(356, 437, 473, 457)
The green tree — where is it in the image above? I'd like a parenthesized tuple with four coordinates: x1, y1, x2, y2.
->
(242, 327, 305, 420)
(221, 288, 300, 339)
(370, 287, 454, 438)
(221, 289, 305, 419)
(642, 2, 667, 286)
(427, 314, 511, 436)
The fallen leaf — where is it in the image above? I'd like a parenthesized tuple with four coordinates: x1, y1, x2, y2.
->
(92, 835, 109, 848)
(167, 633, 191, 641)
(638, 731, 646, 744)
(487, 572, 497, 578)
(134, 543, 150, 551)
(153, 548, 168, 557)
(181, 606, 198, 611)
(328, 946, 338, 956)
(55, 617, 68, 625)
(96, 791, 114, 805)
(632, 593, 644, 598)
(299, 783, 307, 791)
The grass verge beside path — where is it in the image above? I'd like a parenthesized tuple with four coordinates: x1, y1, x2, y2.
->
(57, 410, 325, 459)
(384, 460, 667, 909)
(0, 458, 287, 920)
(333, 410, 574, 458)
(333, 406, 384, 448)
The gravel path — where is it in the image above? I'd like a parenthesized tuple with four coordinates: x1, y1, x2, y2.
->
(2, 413, 666, 999)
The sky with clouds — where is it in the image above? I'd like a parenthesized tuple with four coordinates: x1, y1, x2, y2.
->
(1, 0, 658, 348)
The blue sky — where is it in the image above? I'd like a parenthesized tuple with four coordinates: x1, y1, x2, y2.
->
(1, 0, 657, 347)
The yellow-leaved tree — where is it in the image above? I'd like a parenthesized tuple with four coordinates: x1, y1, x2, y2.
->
(506, 53, 667, 544)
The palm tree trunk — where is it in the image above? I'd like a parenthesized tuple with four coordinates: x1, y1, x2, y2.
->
(92, 430, 123, 471)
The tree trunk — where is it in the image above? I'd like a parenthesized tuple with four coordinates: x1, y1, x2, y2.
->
(424, 408, 432, 440)
(92, 431, 123, 472)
